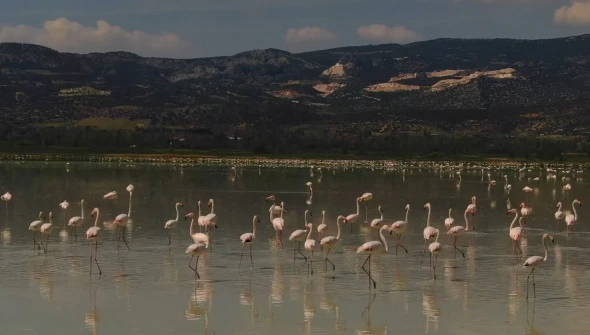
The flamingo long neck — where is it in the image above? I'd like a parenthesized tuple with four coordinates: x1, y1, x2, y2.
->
(572, 200, 578, 220)
(189, 217, 196, 236)
(379, 227, 388, 252)
(336, 219, 341, 241)
(405, 206, 410, 224)
(210, 200, 215, 215)
(557, 202, 562, 212)
(81, 201, 85, 219)
(321, 214, 325, 226)
(426, 206, 431, 227)
(464, 209, 470, 230)
(509, 212, 518, 229)
(542, 237, 548, 261)
(49, 214, 53, 225)
(269, 207, 274, 223)
(128, 192, 133, 217)
(380, 208, 384, 221)
(306, 224, 313, 240)
(304, 211, 309, 226)
(175, 204, 180, 222)
(252, 217, 257, 238)
(355, 199, 360, 215)
(434, 230, 440, 243)
(94, 210, 99, 227)
(448, 209, 452, 219)
(198, 202, 202, 217)
(281, 204, 284, 219)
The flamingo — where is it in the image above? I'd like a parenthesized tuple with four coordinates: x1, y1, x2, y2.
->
(197, 201, 207, 232)
(421, 203, 437, 266)
(520, 202, 532, 224)
(507, 209, 523, 256)
(86, 208, 102, 276)
(487, 173, 496, 185)
(428, 229, 442, 279)
(39, 212, 54, 254)
(185, 213, 209, 245)
(360, 192, 373, 223)
(523, 233, 554, 299)
(113, 212, 130, 251)
(1, 192, 11, 209)
(288, 209, 311, 261)
(317, 210, 327, 240)
(67, 199, 85, 242)
(446, 209, 468, 258)
(522, 186, 533, 193)
(304, 222, 316, 275)
(388, 204, 410, 255)
(346, 197, 361, 234)
(320, 215, 346, 271)
(164, 202, 184, 246)
(265, 195, 286, 217)
(29, 211, 45, 251)
(239, 215, 259, 269)
(444, 208, 454, 231)
(59, 200, 69, 227)
(370, 206, 384, 230)
(103, 191, 118, 200)
(565, 199, 582, 234)
(270, 201, 285, 249)
(204, 199, 217, 230)
(467, 196, 477, 214)
(126, 184, 134, 218)
(186, 242, 208, 280)
(555, 202, 564, 230)
(356, 224, 390, 289)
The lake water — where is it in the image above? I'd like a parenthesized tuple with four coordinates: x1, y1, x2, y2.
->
(0, 162, 588, 334)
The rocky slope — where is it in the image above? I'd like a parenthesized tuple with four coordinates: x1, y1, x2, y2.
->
(1, 35, 590, 137)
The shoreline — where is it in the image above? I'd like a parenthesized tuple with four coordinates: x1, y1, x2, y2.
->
(0, 149, 588, 168)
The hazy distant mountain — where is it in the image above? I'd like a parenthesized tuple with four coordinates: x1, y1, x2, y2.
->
(2, 35, 590, 137)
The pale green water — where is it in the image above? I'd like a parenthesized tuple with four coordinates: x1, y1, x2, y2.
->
(0, 162, 588, 334)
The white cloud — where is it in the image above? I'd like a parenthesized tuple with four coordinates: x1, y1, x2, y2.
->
(284, 27, 337, 44)
(554, 2, 590, 25)
(0, 18, 190, 56)
(357, 24, 421, 43)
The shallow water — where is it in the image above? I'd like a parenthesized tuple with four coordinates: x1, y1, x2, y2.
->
(0, 162, 588, 334)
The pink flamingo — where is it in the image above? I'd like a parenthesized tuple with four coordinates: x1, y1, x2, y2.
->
(316, 211, 327, 239)
(320, 215, 346, 271)
(270, 202, 285, 249)
(444, 208, 454, 231)
(239, 215, 259, 269)
(86, 208, 102, 276)
(67, 199, 85, 242)
(565, 199, 582, 235)
(520, 202, 532, 224)
(356, 224, 390, 289)
(186, 242, 208, 280)
(345, 197, 361, 234)
(523, 233, 554, 299)
(507, 209, 523, 257)
(39, 212, 54, 254)
(446, 208, 468, 258)
(29, 211, 45, 251)
(370, 206, 385, 230)
(555, 202, 564, 230)
(164, 202, 184, 246)
(428, 229, 441, 279)
(421, 203, 437, 266)
(288, 209, 311, 261)
(113, 212, 130, 251)
(185, 213, 209, 245)
(388, 204, 410, 255)
(304, 222, 316, 275)
(467, 196, 476, 214)
(197, 201, 207, 232)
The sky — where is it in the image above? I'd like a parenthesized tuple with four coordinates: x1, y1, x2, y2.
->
(0, 0, 589, 58)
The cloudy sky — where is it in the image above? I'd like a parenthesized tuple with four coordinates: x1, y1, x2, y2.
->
(0, 0, 589, 58)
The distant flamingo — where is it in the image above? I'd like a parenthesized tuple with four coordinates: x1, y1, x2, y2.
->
(446, 209, 468, 258)
(164, 202, 184, 246)
(113, 212, 130, 251)
(317, 210, 327, 239)
(270, 202, 285, 249)
(421, 203, 437, 266)
(186, 242, 208, 280)
(197, 201, 207, 232)
(67, 199, 85, 242)
(565, 199, 582, 235)
(389, 204, 410, 255)
(204, 199, 217, 229)
(126, 184, 134, 218)
(29, 211, 45, 251)
(360, 192, 373, 223)
(523, 233, 554, 299)
(265, 195, 286, 217)
(239, 215, 259, 269)
(185, 213, 209, 245)
(288, 209, 311, 261)
(320, 215, 346, 271)
(59, 200, 69, 227)
(86, 208, 102, 276)
(103, 191, 118, 200)
(444, 208, 454, 231)
(370, 206, 384, 230)
(304, 222, 316, 275)
(346, 197, 361, 234)
(520, 202, 532, 224)
(356, 224, 390, 289)
(487, 173, 496, 185)
(39, 212, 54, 254)
(467, 196, 477, 214)
(507, 209, 523, 256)
(554, 202, 564, 230)
(428, 229, 442, 279)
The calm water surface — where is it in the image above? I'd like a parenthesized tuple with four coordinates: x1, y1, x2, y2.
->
(0, 162, 589, 334)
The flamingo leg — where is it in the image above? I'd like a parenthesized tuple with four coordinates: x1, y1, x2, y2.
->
(195, 255, 201, 280)
(167, 229, 171, 246)
(526, 268, 535, 300)
(396, 235, 408, 254)
(308, 250, 314, 276)
(361, 254, 376, 290)
(189, 253, 196, 274)
(453, 236, 465, 258)
(94, 241, 102, 275)
(516, 240, 523, 255)
(433, 254, 438, 279)
(239, 243, 245, 269)
(325, 247, 335, 271)
(279, 231, 284, 249)
(44, 234, 49, 254)
(297, 242, 307, 262)
(74, 226, 77, 242)
(249, 243, 253, 269)
(122, 226, 130, 251)
(420, 239, 427, 267)
(89, 241, 93, 277)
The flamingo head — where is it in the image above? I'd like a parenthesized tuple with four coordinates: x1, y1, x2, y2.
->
(507, 208, 517, 215)
(575, 199, 582, 207)
(207, 199, 213, 207)
(91, 208, 98, 218)
(177, 202, 184, 208)
(337, 215, 346, 223)
(519, 203, 525, 208)
(424, 203, 430, 210)
(1, 192, 12, 202)
(265, 195, 275, 202)
(471, 196, 476, 203)
(280, 201, 285, 208)
(254, 215, 260, 223)
(378, 205, 383, 213)
(543, 233, 555, 244)
(321, 210, 325, 217)
(556, 202, 562, 208)
(197, 200, 201, 207)
(126, 184, 134, 193)
(404, 204, 410, 211)
(185, 213, 195, 220)
(304, 223, 312, 229)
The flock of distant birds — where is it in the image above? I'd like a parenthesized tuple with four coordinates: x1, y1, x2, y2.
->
(0, 163, 584, 300)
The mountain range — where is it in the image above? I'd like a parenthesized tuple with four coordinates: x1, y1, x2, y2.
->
(1, 35, 590, 140)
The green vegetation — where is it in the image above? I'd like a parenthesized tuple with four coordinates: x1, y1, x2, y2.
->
(58, 86, 111, 97)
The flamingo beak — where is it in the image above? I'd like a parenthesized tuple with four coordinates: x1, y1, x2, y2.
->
(389, 230, 393, 235)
